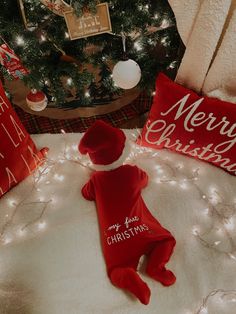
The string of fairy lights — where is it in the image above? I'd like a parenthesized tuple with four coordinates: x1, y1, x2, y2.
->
(11, 14, 175, 102)
(0, 130, 235, 313)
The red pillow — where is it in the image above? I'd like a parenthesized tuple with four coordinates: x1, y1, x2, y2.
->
(0, 80, 47, 197)
(138, 73, 236, 175)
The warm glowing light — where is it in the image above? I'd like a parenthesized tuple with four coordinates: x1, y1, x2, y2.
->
(54, 174, 65, 182)
(40, 34, 46, 41)
(3, 236, 12, 245)
(134, 41, 142, 51)
(16, 36, 25, 46)
(192, 226, 199, 236)
(17, 228, 26, 237)
(37, 221, 47, 230)
(72, 144, 78, 151)
(200, 307, 208, 314)
(67, 78, 73, 86)
(180, 182, 188, 189)
(85, 91, 90, 98)
(224, 217, 234, 231)
(161, 37, 168, 45)
(228, 253, 236, 261)
(8, 199, 17, 207)
(161, 19, 170, 29)
(202, 208, 209, 215)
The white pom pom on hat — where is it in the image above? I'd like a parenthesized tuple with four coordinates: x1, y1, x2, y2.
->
(78, 120, 126, 166)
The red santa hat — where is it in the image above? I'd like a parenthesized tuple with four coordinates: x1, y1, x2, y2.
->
(78, 120, 126, 165)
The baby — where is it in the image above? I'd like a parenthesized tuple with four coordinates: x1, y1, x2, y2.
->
(79, 120, 176, 305)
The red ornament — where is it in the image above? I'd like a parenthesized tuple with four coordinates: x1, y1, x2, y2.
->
(26, 89, 48, 111)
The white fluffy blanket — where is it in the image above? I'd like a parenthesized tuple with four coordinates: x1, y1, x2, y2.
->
(168, 0, 236, 103)
(0, 131, 236, 314)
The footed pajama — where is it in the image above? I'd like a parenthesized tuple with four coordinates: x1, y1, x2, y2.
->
(82, 164, 176, 304)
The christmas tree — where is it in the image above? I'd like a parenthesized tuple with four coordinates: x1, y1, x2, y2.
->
(0, 0, 182, 109)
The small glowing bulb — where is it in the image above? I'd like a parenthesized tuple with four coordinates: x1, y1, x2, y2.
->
(65, 32, 70, 39)
(200, 307, 208, 314)
(169, 61, 177, 69)
(61, 129, 66, 134)
(154, 13, 159, 20)
(161, 37, 168, 44)
(17, 228, 26, 237)
(192, 226, 199, 236)
(202, 208, 209, 215)
(8, 199, 16, 207)
(54, 174, 65, 182)
(67, 78, 73, 86)
(3, 236, 12, 245)
(51, 197, 57, 205)
(134, 41, 142, 51)
(228, 253, 236, 260)
(202, 195, 207, 200)
(37, 221, 47, 230)
(224, 217, 234, 231)
(85, 91, 90, 98)
(161, 19, 170, 29)
(72, 144, 78, 151)
(152, 91, 156, 96)
(16, 36, 25, 46)
(180, 182, 188, 190)
(40, 34, 46, 41)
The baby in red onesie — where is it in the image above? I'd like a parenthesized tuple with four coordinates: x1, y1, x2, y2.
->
(79, 120, 176, 305)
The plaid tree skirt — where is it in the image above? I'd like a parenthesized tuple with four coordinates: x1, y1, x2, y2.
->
(14, 93, 152, 134)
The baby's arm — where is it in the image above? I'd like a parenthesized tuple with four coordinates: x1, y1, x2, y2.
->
(81, 179, 95, 201)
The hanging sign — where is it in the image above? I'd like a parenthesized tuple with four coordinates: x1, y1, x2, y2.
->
(64, 3, 112, 40)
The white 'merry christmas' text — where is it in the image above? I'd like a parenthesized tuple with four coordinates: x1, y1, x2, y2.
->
(145, 94, 236, 173)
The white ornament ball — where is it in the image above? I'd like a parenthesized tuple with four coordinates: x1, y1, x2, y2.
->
(26, 89, 48, 111)
(112, 59, 141, 89)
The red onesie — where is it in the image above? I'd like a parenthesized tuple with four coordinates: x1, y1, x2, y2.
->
(82, 164, 176, 305)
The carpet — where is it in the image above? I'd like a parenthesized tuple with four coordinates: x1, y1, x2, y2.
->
(13, 93, 152, 134)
